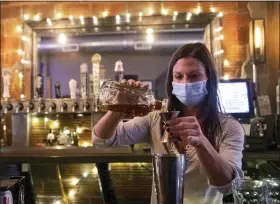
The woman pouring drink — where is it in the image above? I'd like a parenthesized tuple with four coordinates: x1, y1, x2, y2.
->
(93, 43, 244, 203)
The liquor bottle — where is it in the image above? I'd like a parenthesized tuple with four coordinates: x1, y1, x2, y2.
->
(99, 80, 163, 117)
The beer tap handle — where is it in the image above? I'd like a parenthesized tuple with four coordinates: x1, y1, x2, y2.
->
(61, 102, 67, 112)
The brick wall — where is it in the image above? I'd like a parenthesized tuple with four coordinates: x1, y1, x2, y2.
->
(1, 1, 251, 99)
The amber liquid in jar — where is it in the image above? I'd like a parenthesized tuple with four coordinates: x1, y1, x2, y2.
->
(99, 101, 162, 117)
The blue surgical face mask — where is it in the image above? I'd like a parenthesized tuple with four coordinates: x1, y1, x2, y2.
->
(172, 80, 208, 108)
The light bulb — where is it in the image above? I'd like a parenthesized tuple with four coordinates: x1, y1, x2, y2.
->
(68, 15, 73, 21)
(195, 7, 201, 14)
(44, 117, 49, 123)
(173, 11, 178, 16)
(83, 171, 89, 177)
(24, 14, 29, 20)
(218, 12, 223, 17)
(146, 28, 153, 34)
(17, 49, 23, 55)
(53, 121, 59, 128)
(92, 166, 98, 175)
(71, 178, 79, 186)
(224, 59, 229, 66)
(68, 189, 76, 198)
(210, 7, 216, 12)
(18, 72, 24, 79)
(103, 11, 108, 18)
(219, 34, 224, 40)
(58, 33, 67, 44)
(161, 8, 168, 16)
(56, 13, 62, 19)
(34, 14, 40, 21)
(76, 127, 82, 134)
(138, 12, 143, 17)
(33, 117, 39, 123)
(21, 36, 28, 41)
(20, 94, 25, 99)
(223, 74, 230, 80)
(146, 34, 154, 43)
(148, 9, 153, 15)
(16, 26, 22, 32)
(83, 142, 89, 147)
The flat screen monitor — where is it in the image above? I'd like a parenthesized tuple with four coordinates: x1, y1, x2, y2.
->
(218, 79, 254, 118)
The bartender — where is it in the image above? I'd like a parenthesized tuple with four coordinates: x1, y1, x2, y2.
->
(92, 43, 244, 204)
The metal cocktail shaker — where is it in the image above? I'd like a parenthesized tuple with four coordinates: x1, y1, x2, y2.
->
(153, 154, 187, 204)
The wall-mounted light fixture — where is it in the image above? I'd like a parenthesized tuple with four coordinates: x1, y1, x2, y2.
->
(250, 19, 265, 63)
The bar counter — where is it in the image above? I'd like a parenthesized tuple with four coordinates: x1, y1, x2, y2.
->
(0, 146, 279, 163)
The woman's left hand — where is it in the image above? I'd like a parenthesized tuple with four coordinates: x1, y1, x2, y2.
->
(165, 116, 206, 148)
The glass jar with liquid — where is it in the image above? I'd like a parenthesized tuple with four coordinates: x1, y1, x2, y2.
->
(98, 80, 163, 116)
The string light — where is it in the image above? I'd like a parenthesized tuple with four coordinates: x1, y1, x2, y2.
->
(161, 8, 168, 16)
(68, 189, 76, 198)
(92, 166, 98, 175)
(210, 7, 216, 12)
(16, 26, 22, 32)
(23, 14, 29, 20)
(32, 117, 39, 124)
(17, 49, 24, 55)
(3, 125, 6, 131)
(21, 59, 30, 64)
(71, 178, 79, 186)
(21, 36, 29, 41)
(20, 94, 25, 99)
(83, 141, 90, 147)
(223, 74, 230, 80)
(76, 127, 82, 134)
(218, 12, 223, 17)
(215, 26, 223, 32)
(18, 72, 24, 79)
(83, 171, 89, 177)
(224, 59, 229, 67)
(102, 11, 108, 18)
(56, 12, 63, 19)
(195, 6, 201, 14)
(138, 12, 143, 17)
(34, 14, 40, 21)
(148, 9, 153, 15)
(53, 121, 59, 128)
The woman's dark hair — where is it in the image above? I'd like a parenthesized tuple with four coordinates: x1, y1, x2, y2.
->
(166, 43, 221, 149)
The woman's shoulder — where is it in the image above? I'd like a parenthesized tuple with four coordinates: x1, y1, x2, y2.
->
(218, 113, 245, 136)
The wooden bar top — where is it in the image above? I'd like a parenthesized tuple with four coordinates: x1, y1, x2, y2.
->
(0, 146, 279, 164)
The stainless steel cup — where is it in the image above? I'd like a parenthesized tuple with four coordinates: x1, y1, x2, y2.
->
(153, 154, 187, 204)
